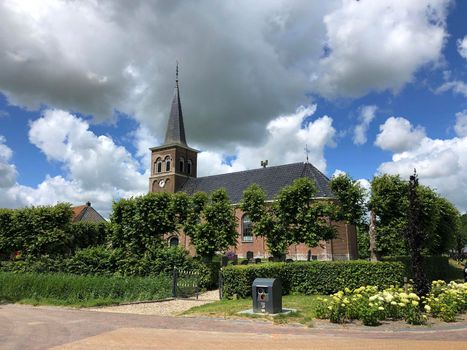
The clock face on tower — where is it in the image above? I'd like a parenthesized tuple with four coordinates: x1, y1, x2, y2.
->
(159, 179, 166, 188)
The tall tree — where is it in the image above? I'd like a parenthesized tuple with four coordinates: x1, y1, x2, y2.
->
(185, 189, 237, 261)
(369, 174, 408, 257)
(369, 174, 460, 257)
(329, 174, 370, 259)
(329, 173, 367, 226)
(454, 213, 467, 260)
(241, 178, 336, 260)
(406, 171, 429, 296)
(110, 192, 185, 255)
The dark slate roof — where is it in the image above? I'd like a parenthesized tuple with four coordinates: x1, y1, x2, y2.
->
(164, 82, 187, 146)
(179, 162, 334, 203)
(72, 202, 106, 223)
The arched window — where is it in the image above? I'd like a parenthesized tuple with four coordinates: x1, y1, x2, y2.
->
(187, 160, 192, 175)
(165, 156, 171, 172)
(242, 215, 253, 242)
(179, 157, 185, 173)
(169, 236, 179, 247)
(155, 157, 162, 173)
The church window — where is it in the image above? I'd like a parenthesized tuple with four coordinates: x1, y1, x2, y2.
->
(179, 157, 185, 173)
(187, 160, 192, 175)
(242, 215, 253, 242)
(155, 158, 162, 173)
(169, 236, 179, 247)
(165, 156, 171, 172)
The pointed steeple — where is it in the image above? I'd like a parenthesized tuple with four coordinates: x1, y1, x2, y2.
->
(164, 63, 187, 146)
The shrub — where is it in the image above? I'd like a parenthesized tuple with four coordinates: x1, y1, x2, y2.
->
(315, 281, 467, 326)
(65, 246, 118, 276)
(0, 271, 172, 305)
(424, 280, 467, 322)
(221, 260, 405, 298)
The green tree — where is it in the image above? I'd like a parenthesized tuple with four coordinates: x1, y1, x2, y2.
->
(329, 174, 369, 260)
(0, 209, 15, 259)
(369, 174, 408, 256)
(241, 178, 336, 260)
(405, 171, 429, 296)
(13, 203, 73, 258)
(185, 189, 237, 261)
(369, 174, 459, 257)
(329, 173, 367, 226)
(454, 213, 467, 260)
(110, 192, 184, 255)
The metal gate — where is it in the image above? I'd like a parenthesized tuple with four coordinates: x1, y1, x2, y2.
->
(172, 269, 201, 299)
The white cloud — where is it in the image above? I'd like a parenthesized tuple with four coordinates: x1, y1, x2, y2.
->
(28, 109, 147, 193)
(332, 169, 346, 178)
(353, 105, 377, 145)
(375, 117, 426, 153)
(313, 0, 449, 98)
(0, 110, 148, 216)
(0, 135, 17, 188)
(2, 105, 335, 215)
(436, 80, 467, 97)
(457, 35, 467, 61)
(0, 0, 451, 151)
(196, 105, 336, 176)
(376, 117, 467, 212)
(455, 110, 467, 137)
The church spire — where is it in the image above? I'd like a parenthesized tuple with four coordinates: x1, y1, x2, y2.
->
(164, 62, 187, 146)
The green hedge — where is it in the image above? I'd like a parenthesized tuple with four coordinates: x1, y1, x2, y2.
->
(0, 272, 172, 305)
(382, 256, 463, 281)
(0, 246, 220, 290)
(221, 261, 405, 298)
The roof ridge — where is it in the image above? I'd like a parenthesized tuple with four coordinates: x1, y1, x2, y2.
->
(196, 162, 307, 180)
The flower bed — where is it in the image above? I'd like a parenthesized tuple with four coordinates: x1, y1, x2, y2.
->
(315, 281, 467, 326)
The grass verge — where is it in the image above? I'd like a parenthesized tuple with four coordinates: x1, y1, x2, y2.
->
(0, 272, 172, 307)
(182, 294, 323, 326)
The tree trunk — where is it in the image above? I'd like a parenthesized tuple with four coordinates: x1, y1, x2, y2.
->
(368, 208, 380, 262)
(406, 171, 430, 297)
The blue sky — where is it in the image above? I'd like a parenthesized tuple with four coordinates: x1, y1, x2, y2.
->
(0, 0, 466, 216)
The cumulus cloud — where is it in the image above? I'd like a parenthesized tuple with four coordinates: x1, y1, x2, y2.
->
(0, 136, 17, 188)
(353, 105, 377, 145)
(195, 105, 336, 176)
(454, 110, 467, 137)
(0, 110, 148, 216)
(28, 109, 148, 193)
(457, 35, 467, 61)
(2, 105, 335, 215)
(375, 117, 426, 153)
(376, 117, 467, 211)
(312, 0, 449, 98)
(436, 80, 467, 97)
(0, 0, 450, 151)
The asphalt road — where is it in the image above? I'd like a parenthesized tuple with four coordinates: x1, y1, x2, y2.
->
(1, 304, 467, 350)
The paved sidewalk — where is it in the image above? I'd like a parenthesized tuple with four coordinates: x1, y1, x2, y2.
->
(1, 304, 466, 350)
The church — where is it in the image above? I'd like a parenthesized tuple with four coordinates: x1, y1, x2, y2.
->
(148, 72, 357, 261)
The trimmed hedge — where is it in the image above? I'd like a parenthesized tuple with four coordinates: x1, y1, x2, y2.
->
(382, 256, 463, 282)
(221, 260, 405, 298)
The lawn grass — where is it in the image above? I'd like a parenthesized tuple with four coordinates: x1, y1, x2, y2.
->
(0, 272, 172, 307)
(182, 294, 324, 326)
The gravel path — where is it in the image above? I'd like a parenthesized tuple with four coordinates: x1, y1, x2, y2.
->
(89, 290, 220, 316)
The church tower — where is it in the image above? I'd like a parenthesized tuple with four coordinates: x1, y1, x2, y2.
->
(149, 65, 199, 193)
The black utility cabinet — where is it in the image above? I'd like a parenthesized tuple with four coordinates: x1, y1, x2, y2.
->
(252, 278, 282, 314)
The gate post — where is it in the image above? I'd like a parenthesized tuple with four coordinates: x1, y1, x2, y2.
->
(172, 268, 178, 298)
